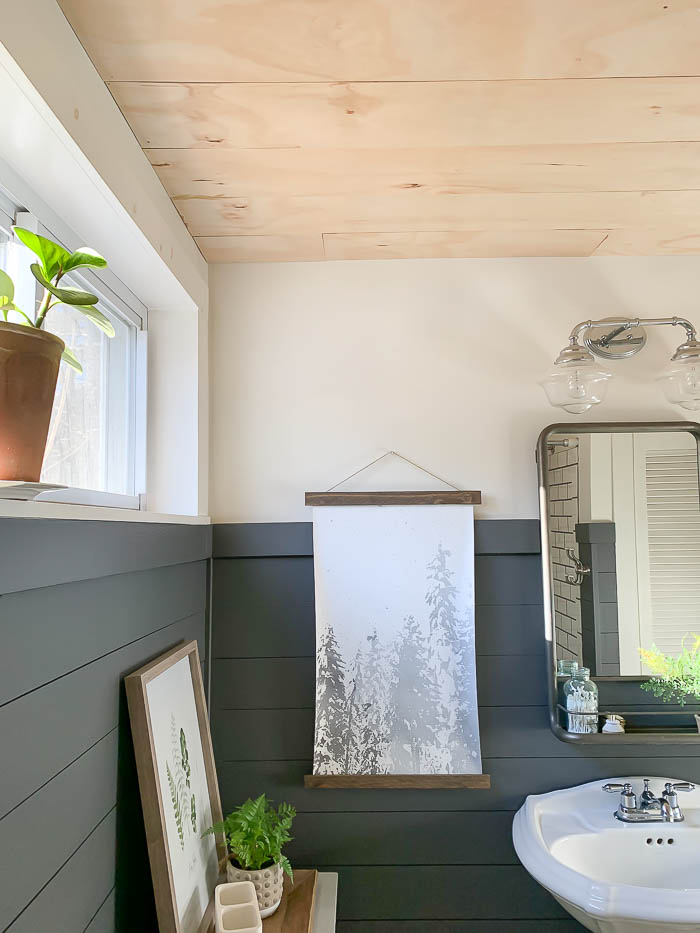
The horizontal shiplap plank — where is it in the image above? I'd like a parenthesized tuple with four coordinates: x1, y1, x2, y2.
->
(171, 188, 700, 238)
(0, 611, 205, 818)
(475, 556, 542, 606)
(212, 658, 315, 709)
(84, 890, 115, 933)
(0, 561, 207, 705)
(324, 230, 607, 261)
(212, 564, 542, 660)
(212, 521, 539, 559)
(219, 757, 700, 814)
(0, 519, 211, 593)
(213, 522, 314, 558)
(332, 866, 565, 920)
(288, 812, 517, 865)
(211, 655, 547, 709)
(475, 605, 544, 656)
(151, 143, 700, 199)
(6, 810, 116, 933)
(111, 79, 700, 150)
(0, 732, 117, 929)
(213, 706, 700, 762)
(212, 557, 315, 658)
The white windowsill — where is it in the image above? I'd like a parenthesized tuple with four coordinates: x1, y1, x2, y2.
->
(0, 499, 211, 524)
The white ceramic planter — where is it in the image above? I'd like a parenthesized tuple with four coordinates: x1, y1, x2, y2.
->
(226, 860, 284, 918)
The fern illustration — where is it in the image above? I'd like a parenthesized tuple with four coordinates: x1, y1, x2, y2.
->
(191, 794, 197, 832)
(167, 761, 185, 849)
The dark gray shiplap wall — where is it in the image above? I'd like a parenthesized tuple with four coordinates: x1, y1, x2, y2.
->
(211, 520, 700, 933)
(0, 518, 212, 933)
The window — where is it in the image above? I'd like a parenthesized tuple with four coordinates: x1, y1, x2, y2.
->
(0, 193, 146, 507)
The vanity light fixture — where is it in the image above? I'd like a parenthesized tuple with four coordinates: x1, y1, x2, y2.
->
(540, 316, 700, 413)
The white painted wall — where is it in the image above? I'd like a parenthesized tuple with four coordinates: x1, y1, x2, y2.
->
(210, 257, 700, 523)
(0, 0, 209, 516)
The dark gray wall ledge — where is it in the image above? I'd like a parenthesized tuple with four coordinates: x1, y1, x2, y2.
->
(213, 519, 540, 559)
(0, 518, 212, 593)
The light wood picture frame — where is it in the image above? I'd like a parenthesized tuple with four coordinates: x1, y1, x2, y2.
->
(125, 640, 225, 933)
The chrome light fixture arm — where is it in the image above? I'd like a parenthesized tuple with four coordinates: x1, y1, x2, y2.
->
(564, 316, 697, 355)
(542, 313, 700, 414)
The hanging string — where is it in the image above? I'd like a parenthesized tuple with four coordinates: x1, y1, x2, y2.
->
(326, 450, 461, 492)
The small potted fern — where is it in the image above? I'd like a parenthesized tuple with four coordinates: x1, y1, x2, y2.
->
(640, 634, 700, 732)
(204, 794, 295, 918)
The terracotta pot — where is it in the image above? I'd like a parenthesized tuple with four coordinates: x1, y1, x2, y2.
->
(0, 322, 64, 482)
(226, 859, 284, 918)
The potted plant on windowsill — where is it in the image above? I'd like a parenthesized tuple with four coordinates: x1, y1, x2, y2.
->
(0, 228, 113, 482)
(204, 794, 296, 918)
(640, 635, 700, 733)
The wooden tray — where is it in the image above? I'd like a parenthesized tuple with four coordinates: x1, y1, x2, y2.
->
(264, 870, 318, 933)
(203, 869, 317, 933)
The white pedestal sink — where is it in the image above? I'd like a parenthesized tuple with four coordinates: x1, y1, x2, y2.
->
(512, 777, 700, 932)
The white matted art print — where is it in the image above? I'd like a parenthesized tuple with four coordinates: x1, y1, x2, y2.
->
(126, 641, 223, 933)
(145, 657, 219, 931)
(312, 504, 482, 775)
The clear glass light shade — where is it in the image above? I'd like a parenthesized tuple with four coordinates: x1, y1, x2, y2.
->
(540, 359, 613, 414)
(657, 356, 700, 411)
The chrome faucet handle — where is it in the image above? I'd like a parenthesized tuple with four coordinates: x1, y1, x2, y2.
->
(603, 782, 637, 810)
(665, 782, 695, 793)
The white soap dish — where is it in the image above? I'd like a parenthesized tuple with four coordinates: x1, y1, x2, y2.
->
(215, 881, 263, 933)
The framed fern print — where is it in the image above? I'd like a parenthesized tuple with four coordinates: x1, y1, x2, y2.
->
(125, 641, 224, 933)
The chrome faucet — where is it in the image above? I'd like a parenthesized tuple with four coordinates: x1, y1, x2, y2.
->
(603, 779, 695, 823)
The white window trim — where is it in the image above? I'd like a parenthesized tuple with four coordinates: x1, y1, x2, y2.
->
(3, 199, 148, 510)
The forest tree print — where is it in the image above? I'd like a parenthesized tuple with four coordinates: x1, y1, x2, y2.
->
(312, 505, 481, 775)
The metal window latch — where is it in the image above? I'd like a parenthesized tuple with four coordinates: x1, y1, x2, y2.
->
(565, 548, 591, 586)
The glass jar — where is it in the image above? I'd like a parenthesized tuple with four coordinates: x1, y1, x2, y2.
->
(557, 659, 579, 677)
(563, 666, 598, 734)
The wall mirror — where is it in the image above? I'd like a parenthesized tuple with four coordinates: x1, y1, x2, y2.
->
(537, 422, 700, 742)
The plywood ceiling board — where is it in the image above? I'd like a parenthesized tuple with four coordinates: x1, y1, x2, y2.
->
(109, 78, 700, 150)
(58, 0, 700, 82)
(172, 190, 700, 237)
(322, 230, 609, 260)
(196, 234, 325, 262)
(147, 142, 700, 198)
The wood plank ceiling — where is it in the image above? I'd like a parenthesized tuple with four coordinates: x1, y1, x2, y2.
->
(58, 0, 700, 262)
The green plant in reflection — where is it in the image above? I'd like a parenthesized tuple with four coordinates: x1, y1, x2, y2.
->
(640, 634, 700, 705)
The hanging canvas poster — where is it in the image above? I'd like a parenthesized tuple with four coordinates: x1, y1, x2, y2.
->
(312, 504, 481, 775)
(126, 641, 224, 933)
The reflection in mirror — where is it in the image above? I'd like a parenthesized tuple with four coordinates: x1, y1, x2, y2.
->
(539, 423, 700, 739)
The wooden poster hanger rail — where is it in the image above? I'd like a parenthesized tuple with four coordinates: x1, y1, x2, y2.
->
(305, 450, 487, 790)
(305, 450, 481, 507)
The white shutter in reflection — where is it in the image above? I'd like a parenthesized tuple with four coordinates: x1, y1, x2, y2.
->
(634, 434, 700, 658)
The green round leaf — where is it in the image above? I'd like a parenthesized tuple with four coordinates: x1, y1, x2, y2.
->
(61, 347, 83, 373)
(78, 305, 116, 337)
(30, 264, 98, 305)
(13, 227, 72, 279)
(0, 268, 15, 304)
(64, 248, 107, 272)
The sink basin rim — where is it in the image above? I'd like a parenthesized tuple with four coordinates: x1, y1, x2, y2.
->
(513, 778, 700, 925)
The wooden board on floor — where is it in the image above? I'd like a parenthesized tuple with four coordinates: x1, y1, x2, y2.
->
(264, 870, 317, 933)
(204, 871, 317, 933)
